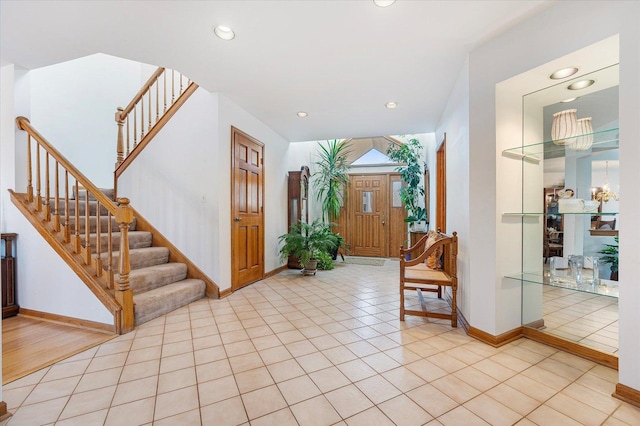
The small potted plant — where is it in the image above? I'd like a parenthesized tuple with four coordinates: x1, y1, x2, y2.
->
(598, 236, 619, 281)
(278, 219, 338, 275)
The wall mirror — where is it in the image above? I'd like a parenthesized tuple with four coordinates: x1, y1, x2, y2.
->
(521, 64, 620, 356)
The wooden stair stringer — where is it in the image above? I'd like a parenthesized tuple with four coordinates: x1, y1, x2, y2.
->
(130, 206, 219, 298)
(9, 190, 121, 332)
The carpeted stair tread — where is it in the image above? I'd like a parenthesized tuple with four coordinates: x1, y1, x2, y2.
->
(124, 263, 188, 294)
(89, 231, 152, 252)
(134, 279, 206, 325)
(101, 246, 170, 270)
(48, 199, 110, 216)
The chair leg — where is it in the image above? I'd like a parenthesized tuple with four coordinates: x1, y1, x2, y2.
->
(399, 282, 405, 321)
(451, 284, 458, 328)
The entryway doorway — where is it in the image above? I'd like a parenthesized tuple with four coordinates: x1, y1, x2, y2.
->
(336, 173, 407, 258)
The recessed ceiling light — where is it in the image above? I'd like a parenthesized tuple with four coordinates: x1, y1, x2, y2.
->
(373, 0, 396, 7)
(385, 102, 398, 109)
(567, 79, 595, 90)
(297, 112, 308, 117)
(561, 97, 578, 103)
(213, 25, 235, 41)
(549, 67, 579, 80)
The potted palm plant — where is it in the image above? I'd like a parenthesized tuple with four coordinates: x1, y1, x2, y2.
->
(278, 219, 339, 275)
(598, 236, 619, 281)
(386, 138, 428, 231)
(313, 139, 352, 259)
(314, 139, 351, 223)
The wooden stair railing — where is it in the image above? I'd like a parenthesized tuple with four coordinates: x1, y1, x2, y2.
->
(14, 116, 135, 334)
(114, 67, 199, 194)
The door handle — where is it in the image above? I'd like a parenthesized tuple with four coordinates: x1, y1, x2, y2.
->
(382, 214, 385, 225)
(234, 217, 242, 222)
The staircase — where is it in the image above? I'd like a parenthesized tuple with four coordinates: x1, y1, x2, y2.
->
(12, 114, 218, 334)
(68, 188, 207, 326)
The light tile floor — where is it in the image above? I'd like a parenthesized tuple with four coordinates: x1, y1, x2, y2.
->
(542, 286, 618, 354)
(3, 260, 640, 425)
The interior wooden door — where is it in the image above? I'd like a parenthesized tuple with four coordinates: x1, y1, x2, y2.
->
(349, 175, 387, 257)
(231, 127, 264, 290)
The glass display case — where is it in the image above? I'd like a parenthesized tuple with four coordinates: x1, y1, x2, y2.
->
(506, 64, 620, 356)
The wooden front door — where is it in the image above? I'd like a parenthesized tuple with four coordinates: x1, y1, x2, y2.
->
(350, 175, 387, 257)
(231, 127, 264, 290)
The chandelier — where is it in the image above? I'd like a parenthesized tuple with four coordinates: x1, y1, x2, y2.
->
(593, 161, 619, 203)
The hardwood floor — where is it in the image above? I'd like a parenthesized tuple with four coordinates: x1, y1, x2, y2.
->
(2, 315, 115, 385)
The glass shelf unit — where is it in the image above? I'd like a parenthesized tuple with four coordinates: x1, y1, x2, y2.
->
(502, 128, 619, 162)
(506, 271, 619, 298)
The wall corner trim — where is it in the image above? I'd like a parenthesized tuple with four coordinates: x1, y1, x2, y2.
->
(468, 325, 524, 348)
(613, 383, 640, 408)
(0, 401, 10, 421)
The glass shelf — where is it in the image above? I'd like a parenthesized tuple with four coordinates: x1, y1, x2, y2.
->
(503, 128, 619, 162)
(503, 212, 618, 216)
(506, 271, 619, 298)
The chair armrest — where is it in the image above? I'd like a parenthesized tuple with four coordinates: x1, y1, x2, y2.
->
(399, 233, 430, 257)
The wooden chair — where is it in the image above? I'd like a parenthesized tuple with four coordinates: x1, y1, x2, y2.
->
(399, 230, 458, 327)
(544, 230, 563, 263)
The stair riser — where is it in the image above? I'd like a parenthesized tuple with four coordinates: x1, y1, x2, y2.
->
(48, 199, 109, 216)
(123, 263, 188, 294)
(65, 216, 137, 233)
(88, 231, 152, 253)
(73, 188, 115, 201)
(134, 280, 206, 326)
(101, 247, 170, 271)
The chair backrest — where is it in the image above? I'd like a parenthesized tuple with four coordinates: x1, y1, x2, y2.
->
(440, 232, 458, 277)
(597, 218, 616, 230)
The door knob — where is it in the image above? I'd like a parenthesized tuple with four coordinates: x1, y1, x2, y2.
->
(234, 217, 242, 222)
(381, 214, 386, 225)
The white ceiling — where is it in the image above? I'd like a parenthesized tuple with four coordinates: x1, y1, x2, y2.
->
(0, 0, 552, 142)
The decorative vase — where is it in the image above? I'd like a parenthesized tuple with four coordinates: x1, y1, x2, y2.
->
(551, 109, 578, 146)
(570, 117, 593, 150)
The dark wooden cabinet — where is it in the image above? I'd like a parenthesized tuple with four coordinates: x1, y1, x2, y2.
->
(2, 233, 19, 318)
(288, 166, 310, 230)
(287, 166, 310, 268)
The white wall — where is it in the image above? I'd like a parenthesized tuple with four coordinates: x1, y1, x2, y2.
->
(1, 64, 113, 329)
(118, 88, 220, 283)
(617, 0, 640, 393)
(0, 63, 13, 405)
(119, 90, 290, 292)
(435, 59, 472, 323)
(29, 53, 155, 187)
(445, 0, 639, 391)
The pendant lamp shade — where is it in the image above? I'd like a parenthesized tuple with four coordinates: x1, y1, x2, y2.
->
(571, 117, 593, 150)
(551, 109, 578, 146)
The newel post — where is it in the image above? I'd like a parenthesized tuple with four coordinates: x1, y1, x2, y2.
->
(115, 197, 134, 333)
(115, 107, 125, 168)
